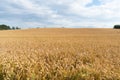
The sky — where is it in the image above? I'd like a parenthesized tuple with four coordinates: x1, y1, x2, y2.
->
(0, 0, 120, 28)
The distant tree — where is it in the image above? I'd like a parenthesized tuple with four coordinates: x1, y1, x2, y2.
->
(16, 27, 21, 30)
(0, 24, 21, 30)
(11, 26, 21, 30)
(12, 27, 15, 30)
(36, 27, 40, 29)
(0, 24, 11, 30)
(114, 25, 120, 29)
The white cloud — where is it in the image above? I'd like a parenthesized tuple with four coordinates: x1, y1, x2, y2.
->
(69, 0, 120, 18)
(0, 0, 120, 28)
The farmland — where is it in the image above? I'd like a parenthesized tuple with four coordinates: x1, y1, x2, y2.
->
(0, 28, 120, 80)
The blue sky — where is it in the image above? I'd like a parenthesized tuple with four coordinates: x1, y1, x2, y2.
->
(0, 0, 120, 28)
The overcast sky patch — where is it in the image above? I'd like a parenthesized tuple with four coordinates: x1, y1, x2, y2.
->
(0, 0, 119, 28)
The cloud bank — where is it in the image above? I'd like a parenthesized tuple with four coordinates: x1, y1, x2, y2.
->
(0, 0, 120, 28)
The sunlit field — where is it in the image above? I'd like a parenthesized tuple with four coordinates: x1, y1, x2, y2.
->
(0, 28, 120, 80)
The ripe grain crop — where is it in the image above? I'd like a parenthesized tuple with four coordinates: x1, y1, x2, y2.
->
(0, 28, 120, 80)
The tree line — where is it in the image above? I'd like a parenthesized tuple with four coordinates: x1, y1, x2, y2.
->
(0, 24, 21, 30)
(114, 25, 120, 29)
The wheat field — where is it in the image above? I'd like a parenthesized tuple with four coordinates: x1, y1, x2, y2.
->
(0, 28, 120, 80)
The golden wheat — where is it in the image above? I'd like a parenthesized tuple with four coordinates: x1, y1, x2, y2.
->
(0, 28, 120, 80)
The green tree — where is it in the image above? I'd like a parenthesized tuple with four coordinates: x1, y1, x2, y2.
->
(0, 24, 11, 30)
(15, 27, 20, 30)
(114, 25, 120, 29)
(12, 27, 15, 30)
